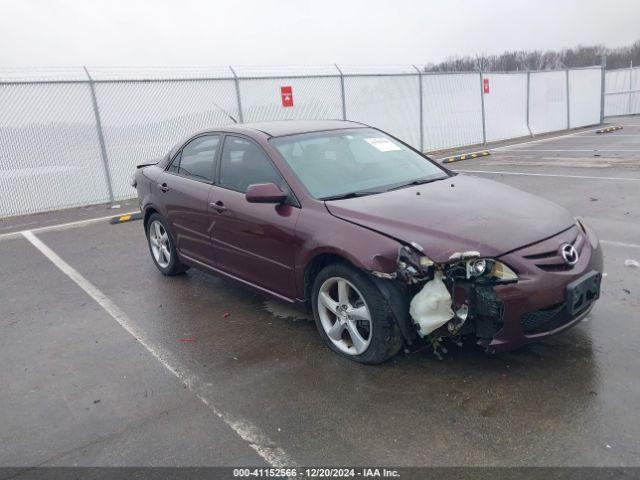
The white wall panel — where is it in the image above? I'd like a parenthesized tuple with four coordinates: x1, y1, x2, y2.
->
(605, 68, 632, 117)
(421, 73, 483, 151)
(239, 77, 342, 123)
(632, 67, 640, 115)
(529, 70, 567, 134)
(483, 73, 529, 142)
(0, 83, 110, 217)
(569, 68, 602, 128)
(96, 80, 239, 199)
(344, 75, 420, 148)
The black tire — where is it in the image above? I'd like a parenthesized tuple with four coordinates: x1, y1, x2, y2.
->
(311, 263, 402, 364)
(145, 213, 189, 276)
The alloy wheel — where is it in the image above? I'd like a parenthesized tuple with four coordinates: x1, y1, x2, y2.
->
(149, 220, 171, 268)
(317, 277, 372, 355)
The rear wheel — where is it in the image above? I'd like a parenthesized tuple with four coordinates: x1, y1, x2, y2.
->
(146, 213, 189, 276)
(311, 263, 402, 364)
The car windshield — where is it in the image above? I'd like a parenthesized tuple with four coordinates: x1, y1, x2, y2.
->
(270, 128, 449, 200)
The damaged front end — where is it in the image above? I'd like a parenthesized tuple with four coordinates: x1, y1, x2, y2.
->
(374, 243, 517, 355)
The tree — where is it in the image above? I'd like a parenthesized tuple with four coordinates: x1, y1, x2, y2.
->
(423, 40, 639, 71)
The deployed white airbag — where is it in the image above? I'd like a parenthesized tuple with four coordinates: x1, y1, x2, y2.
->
(409, 271, 454, 337)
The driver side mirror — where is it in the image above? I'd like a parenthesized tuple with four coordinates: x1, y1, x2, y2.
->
(245, 183, 287, 204)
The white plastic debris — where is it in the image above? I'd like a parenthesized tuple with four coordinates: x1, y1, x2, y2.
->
(624, 259, 640, 268)
(448, 251, 480, 261)
(409, 271, 454, 337)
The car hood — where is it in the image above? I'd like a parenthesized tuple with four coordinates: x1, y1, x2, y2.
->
(324, 174, 575, 262)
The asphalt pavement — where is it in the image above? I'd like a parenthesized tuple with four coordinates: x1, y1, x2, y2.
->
(1, 116, 639, 469)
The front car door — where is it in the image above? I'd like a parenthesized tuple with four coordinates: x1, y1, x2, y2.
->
(160, 134, 220, 265)
(208, 135, 300, 299)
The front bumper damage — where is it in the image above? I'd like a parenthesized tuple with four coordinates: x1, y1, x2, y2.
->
(371, 223, 604, 354)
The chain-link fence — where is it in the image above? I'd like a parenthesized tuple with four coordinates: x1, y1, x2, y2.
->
(0, 65, 605, 218)
(605, 65, 640, 116)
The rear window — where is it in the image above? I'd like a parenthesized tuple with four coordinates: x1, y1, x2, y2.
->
(168, 135, 219, 182)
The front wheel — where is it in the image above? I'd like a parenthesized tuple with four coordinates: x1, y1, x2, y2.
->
(311, 263, 402, 364)
(146, 213, 189, 276)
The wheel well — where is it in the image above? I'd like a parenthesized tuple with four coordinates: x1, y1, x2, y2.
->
(143, 207, 158, 230)
(304, 253, 350, 300)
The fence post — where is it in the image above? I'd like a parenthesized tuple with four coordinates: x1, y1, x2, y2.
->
(412, 65, 425, 152)
(526, 70, 533, 136)
(83, 66, 114, 204)
(629, 61, 634, 115)
(565, 68, 571, 129)
(229, 66, 244, 123)
(479, 71, 487, 144)
(600, 54, 607, 124)
(335, 64, 347, 120)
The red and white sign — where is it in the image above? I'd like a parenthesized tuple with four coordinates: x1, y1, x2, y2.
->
(280, 86, 294, 107)
(483, 78, 490, 94)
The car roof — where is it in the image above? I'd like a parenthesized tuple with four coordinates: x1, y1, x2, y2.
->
(211, 119, 368, 138)
(167, 120, 369, 160)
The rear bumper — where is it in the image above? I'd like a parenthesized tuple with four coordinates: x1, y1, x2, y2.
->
(480, 225, 603, 352)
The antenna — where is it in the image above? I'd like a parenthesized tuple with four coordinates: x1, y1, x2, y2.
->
(211, 100, 238, 124)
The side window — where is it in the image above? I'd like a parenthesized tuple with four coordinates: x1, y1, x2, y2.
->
(174, 135, 220, 182)
(219, 136, 285, 192)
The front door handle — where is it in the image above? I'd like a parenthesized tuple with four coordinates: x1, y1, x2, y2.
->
(158, 182, 170, 193)
(210, 201, 227, 212)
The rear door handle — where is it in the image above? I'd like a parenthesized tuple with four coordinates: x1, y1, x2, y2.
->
(210, 201, 227, 212)
(158, 182, 170, 193)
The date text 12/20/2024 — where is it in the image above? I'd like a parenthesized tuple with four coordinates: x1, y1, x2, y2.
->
(233, 468, 400, 478)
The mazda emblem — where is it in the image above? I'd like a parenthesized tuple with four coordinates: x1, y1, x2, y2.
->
(560, 243, 579, 265)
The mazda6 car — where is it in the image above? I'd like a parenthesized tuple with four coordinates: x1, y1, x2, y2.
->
(133, 120, 603, 364)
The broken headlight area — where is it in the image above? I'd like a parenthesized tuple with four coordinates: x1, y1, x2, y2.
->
(393, 245, 516, 353)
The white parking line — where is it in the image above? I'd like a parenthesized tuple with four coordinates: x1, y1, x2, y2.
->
(21, 230, 294, 467)
(0, 211, 139, 241)
(579, 134, 640, 137)
(505, 149, 640, 152)
(491, 128, 599, 151)
(454, 170, 640, 181)
(434, 127, 626, 160)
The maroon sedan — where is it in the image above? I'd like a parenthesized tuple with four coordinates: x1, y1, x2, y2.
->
(133, 120, 603, 364)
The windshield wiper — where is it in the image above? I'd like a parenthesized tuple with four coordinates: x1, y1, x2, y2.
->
(384, 176, 446, 192)
(321, 190, 380, 201)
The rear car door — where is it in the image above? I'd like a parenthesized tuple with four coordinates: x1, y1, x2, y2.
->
(160, 134, 220, 265)
(209, 135, 300, 299)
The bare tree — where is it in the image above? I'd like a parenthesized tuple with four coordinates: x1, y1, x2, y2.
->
(424, 40, 639, 71)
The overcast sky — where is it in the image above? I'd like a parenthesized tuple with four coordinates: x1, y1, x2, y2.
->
(1, 0, 639, 67)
